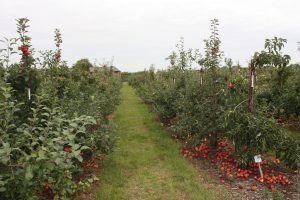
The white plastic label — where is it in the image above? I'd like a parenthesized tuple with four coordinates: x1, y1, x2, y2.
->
(251, 74, 255, 88)
(254, 155, 262, 163)
(28, 88, 31, 100)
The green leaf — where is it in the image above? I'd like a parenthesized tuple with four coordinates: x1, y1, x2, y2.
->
(70, 123, 78, 128)
(41, 113, 50, 117)
(36, 150, 46, 161)
(77, 156, 83, 162)
(67, 134, 75, 141)
(80, 146, 90, 151)
(25, 167, 34, 181)
(54, 157, 62, 165)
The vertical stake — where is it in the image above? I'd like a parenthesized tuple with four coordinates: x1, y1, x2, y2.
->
(258, 162, 264, 180)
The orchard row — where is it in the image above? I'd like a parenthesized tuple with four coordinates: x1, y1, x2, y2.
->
(0, 18, 121, 199)
(129, 19, 300, 196)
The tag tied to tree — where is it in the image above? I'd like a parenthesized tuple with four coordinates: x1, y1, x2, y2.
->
(251, 73, 255, 88)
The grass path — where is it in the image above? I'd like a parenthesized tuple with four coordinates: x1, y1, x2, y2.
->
(96, 83, 228, 200)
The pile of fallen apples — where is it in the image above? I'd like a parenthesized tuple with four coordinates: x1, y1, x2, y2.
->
(180, 140, 296, 194)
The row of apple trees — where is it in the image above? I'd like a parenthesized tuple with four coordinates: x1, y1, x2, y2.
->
(129, 19, 300, 169)
(0, 18, 121, 199)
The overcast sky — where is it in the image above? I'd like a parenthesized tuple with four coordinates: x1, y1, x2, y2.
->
(1, 0, 299, 72)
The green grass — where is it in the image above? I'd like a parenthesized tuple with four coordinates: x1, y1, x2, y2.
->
(96, 83, 228, 200)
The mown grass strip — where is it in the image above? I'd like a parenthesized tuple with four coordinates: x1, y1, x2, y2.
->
(96, 83, 229, 200)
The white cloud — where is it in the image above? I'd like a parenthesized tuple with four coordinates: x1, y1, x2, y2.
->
(1, 0, 299, 72)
